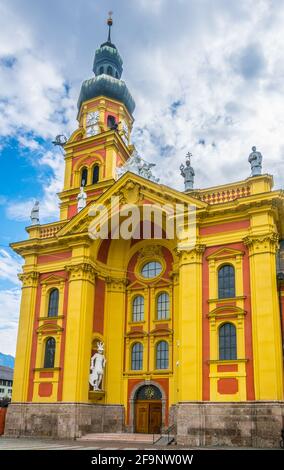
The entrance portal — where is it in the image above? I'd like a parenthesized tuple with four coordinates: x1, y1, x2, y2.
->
(134, 385, 162, 433)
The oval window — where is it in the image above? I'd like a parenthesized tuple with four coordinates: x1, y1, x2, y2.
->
(141, 261, 162, 279)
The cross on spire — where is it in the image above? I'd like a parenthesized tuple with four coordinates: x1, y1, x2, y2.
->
(107, 11, 113, 43)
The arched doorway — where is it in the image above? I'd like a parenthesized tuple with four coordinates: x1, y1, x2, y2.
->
(134, 385, 162, 433)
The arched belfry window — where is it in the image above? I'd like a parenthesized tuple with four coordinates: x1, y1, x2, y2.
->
(219, 323, 237, 360)
(44, 337, 56, 368)
(131, 343, 143, 370)
(156, 292, 169, 320)
(107, 66, 113, 76)
(81, 167, 88, 187)
(107, 115, 116, 129)
(92, 165, 99, 184)
(48, 288, 59, 317)
(218, 264, 235, 299)
(132, 296, 144, 322)
(99, 66, 104, 74)
(156, 341, 169, 369)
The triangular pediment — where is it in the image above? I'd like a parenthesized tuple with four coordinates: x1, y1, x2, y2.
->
(57, 172, 207, 238)
(40, 274, 65, 285)
(206, 247, 244, 260)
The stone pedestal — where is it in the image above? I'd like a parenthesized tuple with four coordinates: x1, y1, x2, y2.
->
(172, 401, 284, 448)
(4, 402, 124, 439)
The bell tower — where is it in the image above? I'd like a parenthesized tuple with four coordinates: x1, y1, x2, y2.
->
(59, 13, 135, 220)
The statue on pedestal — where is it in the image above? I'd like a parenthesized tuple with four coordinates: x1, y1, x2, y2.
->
(89, 342, 106, 391)
(30, 201, 40, 225)
(180, 152, 195, 191)
(248, 146, 262, 177)
(77, 187, 87, 212)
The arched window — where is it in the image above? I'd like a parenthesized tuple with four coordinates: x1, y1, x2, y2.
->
(81, 167, 88, 187)
(107, 66, 113, 76)
(218, 264, 235, 299)
(107, 115, 116, 129)
(219, 323, 237, 360)
(131, 343, 143, 370)
(44, 337, 56, 368)
(115, 72, 119, 79)
(156, 341, 169, 369)
(47, 288, 59, 317)
(132, 296, 144, 322)
(99, 66, 104, 74)
(92, 165, 99, 184)
(156, 292, 169, 320)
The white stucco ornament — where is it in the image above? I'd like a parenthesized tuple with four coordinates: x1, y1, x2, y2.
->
(89, 342, 106, 391)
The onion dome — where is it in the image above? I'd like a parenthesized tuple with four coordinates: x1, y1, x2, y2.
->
(77, 13, 135, 115)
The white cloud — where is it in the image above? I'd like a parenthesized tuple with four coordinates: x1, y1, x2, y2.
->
(0, 249, 22, 285)
(0, 288, 21, 356)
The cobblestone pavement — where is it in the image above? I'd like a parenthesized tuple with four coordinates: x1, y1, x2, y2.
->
(0, 436, 279, 450)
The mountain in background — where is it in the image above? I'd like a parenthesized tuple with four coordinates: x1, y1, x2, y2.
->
(0, 353, 15, 369)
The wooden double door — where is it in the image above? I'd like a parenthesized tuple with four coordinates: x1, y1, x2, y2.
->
(135, 400, 162, 433)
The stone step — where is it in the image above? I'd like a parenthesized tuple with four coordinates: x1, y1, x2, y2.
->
(78, 433, 154, 443)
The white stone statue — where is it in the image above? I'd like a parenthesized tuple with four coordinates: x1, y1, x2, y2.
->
(180, 152, 195, 191)
(248, 146, 262, 176)
(77, 186, 87, 212)
(89, 342, 106, 391)
(116, 149, 159, 182)
(30, 200, 40, 225)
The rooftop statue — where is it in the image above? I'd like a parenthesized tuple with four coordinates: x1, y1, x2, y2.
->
(116, 150, 159, 182)
(77, 187, 87, 212)
(248, 146, 262, 177)
(30, 201, 40, 225)
(180, 152, 195, 191)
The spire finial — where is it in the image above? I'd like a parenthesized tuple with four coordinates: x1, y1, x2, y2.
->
(107, 11, 113, 43)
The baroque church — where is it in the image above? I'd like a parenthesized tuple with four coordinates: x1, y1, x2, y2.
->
(5, 16, 284, 447)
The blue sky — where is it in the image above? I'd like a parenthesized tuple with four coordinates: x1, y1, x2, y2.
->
(1, 0, 284, 354)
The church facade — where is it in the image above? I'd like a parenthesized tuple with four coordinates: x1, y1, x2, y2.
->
(5, 18, 284, 447)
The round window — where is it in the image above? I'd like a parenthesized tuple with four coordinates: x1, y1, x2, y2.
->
(141, 261, 162, 279)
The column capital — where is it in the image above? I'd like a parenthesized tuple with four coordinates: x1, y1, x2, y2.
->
(176, 244, 206, 264)
(243, 232, 279, 255)
(106, 277, 128, 292)
(18, 271, 39, 288)
(65, 262, 96, 282)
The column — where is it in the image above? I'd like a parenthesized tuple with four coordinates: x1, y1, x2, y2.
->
(177, 245, 205, 401)
(104, 277, 127, 404)
(244, 233, 283, 399)
(62, 262, 96, 402)
(12, 271, 39, 402)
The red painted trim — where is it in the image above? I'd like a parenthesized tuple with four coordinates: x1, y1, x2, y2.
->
(39, 371, 54, 378)
(93, 279, 105, 335)
(200, 220, 249, 236)
(243, 245, 255, 400)
(202, 242, 255, 401)
(217, 378, 238, 394)
(217, 364, 238, 372)
(67, 204, 77, 218)
(57, 279, 69, 401)
(38, 382, 53, 397)
(27, 283, 42, 401)
(97, 239, 111, 263)
(37, 251, 72, 264)
(202, 251, 210, 400)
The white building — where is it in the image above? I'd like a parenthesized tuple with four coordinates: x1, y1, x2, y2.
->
(0, 366, 13, 399)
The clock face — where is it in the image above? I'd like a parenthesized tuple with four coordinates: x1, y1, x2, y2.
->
(86, 111, 100, 137)
(86, 111, 99, 126)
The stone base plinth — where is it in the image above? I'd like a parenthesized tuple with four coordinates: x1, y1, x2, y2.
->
(4, 402, 124, 439)
(172, 401, 284, 448)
